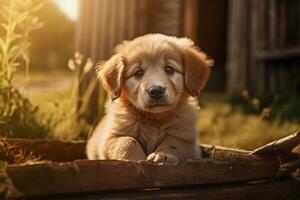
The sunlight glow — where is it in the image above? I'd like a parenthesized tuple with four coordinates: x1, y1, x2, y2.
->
(52, 0, 79, 21)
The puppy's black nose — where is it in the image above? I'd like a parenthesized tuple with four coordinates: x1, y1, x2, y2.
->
(147, 86, 166, 99)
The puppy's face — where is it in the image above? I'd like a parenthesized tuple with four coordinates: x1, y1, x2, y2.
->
(123, 42, 184, 113)
(98, 34, 213, 113)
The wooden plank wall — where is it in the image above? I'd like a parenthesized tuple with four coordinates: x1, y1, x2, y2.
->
(227, 0, 300, 95)
(251, 0, 300, 94)
(76, 0, 184, 60)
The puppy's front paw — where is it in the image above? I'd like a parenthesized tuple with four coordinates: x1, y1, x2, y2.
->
(147, 152, 179, 165)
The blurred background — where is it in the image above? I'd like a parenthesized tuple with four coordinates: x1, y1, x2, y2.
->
(0, 0, 299, 150)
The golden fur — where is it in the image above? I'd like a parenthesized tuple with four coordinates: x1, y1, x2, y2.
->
(87, 34, 213, 164)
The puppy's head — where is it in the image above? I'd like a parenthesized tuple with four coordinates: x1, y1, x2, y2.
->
(97, 34, 213, 113)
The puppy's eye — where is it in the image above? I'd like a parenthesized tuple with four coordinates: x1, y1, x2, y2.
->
(165, 66, 175, 76)
(134, 69, 144, 78)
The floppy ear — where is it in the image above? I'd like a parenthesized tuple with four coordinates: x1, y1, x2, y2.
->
(96, 54, 125, 101)
(182, 45, 213, 96)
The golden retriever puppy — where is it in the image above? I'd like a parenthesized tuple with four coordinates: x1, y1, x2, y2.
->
(87, 33, 213, 164)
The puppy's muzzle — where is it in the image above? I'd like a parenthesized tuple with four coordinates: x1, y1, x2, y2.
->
(147, 86, 166, 99)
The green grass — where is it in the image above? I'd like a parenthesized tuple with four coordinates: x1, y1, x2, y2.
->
(30, 88, 300, 151)
(197, 93, 300, 151)
(16, 70, 96, 140)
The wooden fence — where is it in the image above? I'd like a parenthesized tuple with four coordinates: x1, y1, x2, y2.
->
(227, 0, 300, 94)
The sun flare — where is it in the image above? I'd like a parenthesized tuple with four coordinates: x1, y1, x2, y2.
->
(52, 0, 79, 20)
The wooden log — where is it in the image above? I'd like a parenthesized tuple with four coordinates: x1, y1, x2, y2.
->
(45, 178, 300, 200)
(252, 132, 300, 155)
(6, 156, 280, 196)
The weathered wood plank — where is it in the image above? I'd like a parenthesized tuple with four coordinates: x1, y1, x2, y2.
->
(226, 0, 249, 93)
(6, 156, 280, 196)
(228, 0, 300, 94)
(2, 135, 299, 197)
(40, 178, 300, 200)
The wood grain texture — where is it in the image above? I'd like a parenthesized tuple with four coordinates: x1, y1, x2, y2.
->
(6, 155, 280, 196)
(226, 0, 249, 93)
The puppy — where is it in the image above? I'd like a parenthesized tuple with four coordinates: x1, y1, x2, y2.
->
(87, 34, 213, 164)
